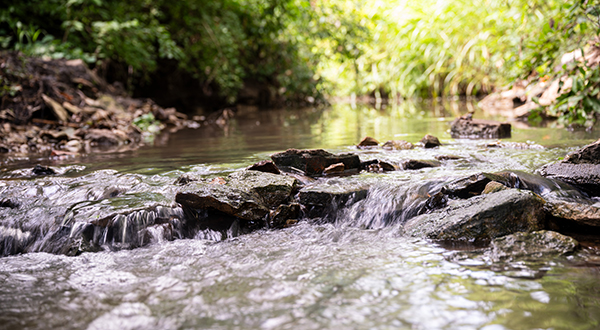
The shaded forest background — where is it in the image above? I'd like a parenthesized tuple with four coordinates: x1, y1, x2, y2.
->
(1, 0, 599, 122)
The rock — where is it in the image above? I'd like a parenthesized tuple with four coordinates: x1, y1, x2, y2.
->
(357, 136, 379, 148)
(562, 138, 600, 164)
(269, 203, 301, 228)
(32, 164, 56, 176)
(176, 170, 298, 222)
(382, 140, 414, 150)
(403, 189, 546, 241)
(361, 159, 396, 173)
(0, 226, 33, 256)
(247, 160, 280, 174)
(435, 155, 462, 161)
(209, 177, 227, 185)
(420, 134, 441, 148)
(271, 149, 361, 176)
(42, 94, 69, 122)
(0, 198, 19, 208)
(482, 181, 510, 194)
(403, 159, 441, 170)
(297, 182, 368, 219)
(538, 163, 600, 196)
(546, 200, 600, 227)
(323, 162, 345, 175)
(450, 115, 511, 139)
(489, 231, 578, 261)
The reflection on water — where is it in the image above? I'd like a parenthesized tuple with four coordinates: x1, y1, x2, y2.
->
(1, 101, 600, 329)
(2, 101, 599, 174)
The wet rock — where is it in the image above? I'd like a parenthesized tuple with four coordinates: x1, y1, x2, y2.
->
(175, 174, 197, 185)
(482, 181, 509, 194)
(403, 159, 441, 170)
(443, 172, 509, 198)
(490, 230, 578, 261)
(546, 200, 600, 227)
(247, 160, 280, 175)
(361, 159, 396, 172)
(538, 139, 600, 196)
(269, 203, 301, 229)
(209, 177, 227, 185)
(227, 170, 298, 208)
(271, 149, 361, 176)
(562, 138, 600, 164)
(323, 162, 345, 175)
(176, 170, 298, 222)
(450, 115, 511, 139)
(32, 164, 56, 176)
(297, 182, 368, 219)
(382, 140, 414, 150)
(435, 155, 462, 161)
(420, 134, 441, 148)
(403, 189, 546, 241)
(538, 163, 600, 196)
(357, 136, 379, 149)
(0, 198, 19, 208)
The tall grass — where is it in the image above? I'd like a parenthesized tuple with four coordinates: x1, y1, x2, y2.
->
(306, 0, 566, 99)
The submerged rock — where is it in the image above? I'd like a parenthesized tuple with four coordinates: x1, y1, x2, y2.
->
(403, 159, 441, 170)
(420, 134, 441, 148)
(382, 140, 414, 150)
(297, 181, 368, 219)
(32, 165, 56, 176)
(271, 149, 361, 176)
(403, 189, 546, 241)
(450, 115, 511, 139)
(490, 230, 578, 261)
(357, 136, 379, 148)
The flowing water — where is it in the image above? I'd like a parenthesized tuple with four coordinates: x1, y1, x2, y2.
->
(1, 102, 600, 330)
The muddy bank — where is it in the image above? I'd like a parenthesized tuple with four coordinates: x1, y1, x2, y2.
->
(0, 52, 220, 158)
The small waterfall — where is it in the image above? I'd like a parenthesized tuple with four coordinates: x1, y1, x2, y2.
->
(332, 180, 447, 229)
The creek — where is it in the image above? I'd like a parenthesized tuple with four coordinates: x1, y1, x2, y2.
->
(1, 102, 600, 330)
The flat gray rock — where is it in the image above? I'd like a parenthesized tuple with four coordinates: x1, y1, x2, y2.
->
(403, 189, 546, 241)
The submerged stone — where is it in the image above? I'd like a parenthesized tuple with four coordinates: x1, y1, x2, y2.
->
(403, 159, 441, 170)
(271, 149, 361, 176)
(403, 189, 546, 241)
(32, 164, 56, 176)
(450, 115, 511, 139)
(297, 181, 368, 219)
(490, 230, 578, 261)
(382, 140, 414, 150)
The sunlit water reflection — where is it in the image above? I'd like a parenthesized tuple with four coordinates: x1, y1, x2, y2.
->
(1, 102, 600, 329)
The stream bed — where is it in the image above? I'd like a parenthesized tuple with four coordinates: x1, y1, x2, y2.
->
(2, 103, 600, 330)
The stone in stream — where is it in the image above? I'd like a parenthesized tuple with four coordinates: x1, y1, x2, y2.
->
(247, 160, 280, 175)
(357, 136, 379, 149)
(177, 170, 298, 222)
(0, 198, 19, 209)
(537, 138, 600, 196)
(0, 226, 33, 256)
(363, 160, 396, 173)
(402, 159, 441, 170)
(271, 149, 361, 176)
(323, 162, 346, 175)
(382, 140, 414, 150)
(489, 230, 578, 261)
(297, 181, 368, 219)
(32, 164, 56, 176)
(545, 199, 600, 227)
(420, 134, 441, 148)
(402, 189, 546, 241)
(269, 203, 301, 228)
(442, 172, 510, 198)
(450, 115, 511, 139)
(482, 181, 510, 194)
